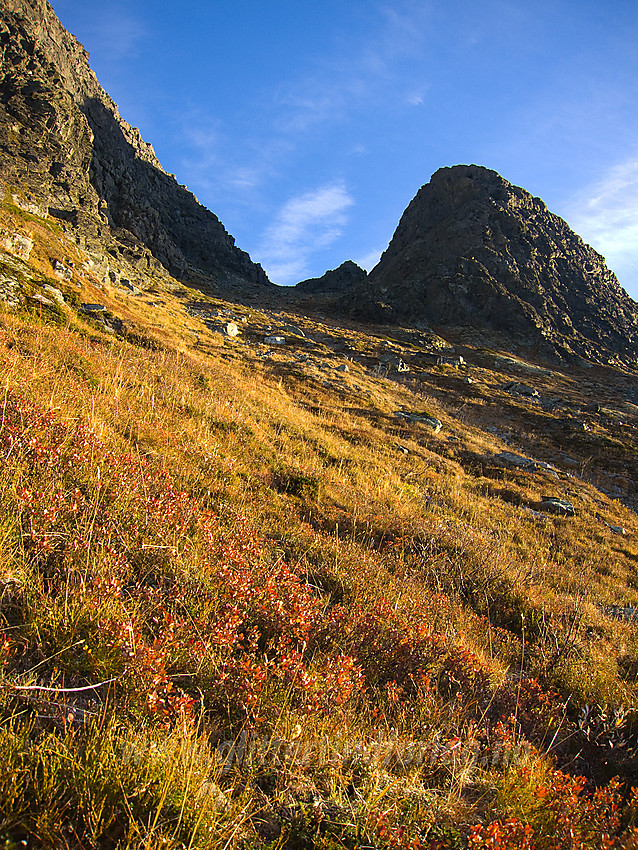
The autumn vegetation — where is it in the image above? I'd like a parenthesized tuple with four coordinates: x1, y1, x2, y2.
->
(1, 197, 638, 848)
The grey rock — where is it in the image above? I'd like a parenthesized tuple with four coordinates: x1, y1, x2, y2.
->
(264, 335, 286, 345)
(0, 231, 33, 260)
(440, 355, 465, 367)
(394, 411, 443, 432)
(539, 497, 575, 517)
(43, 285, 65, 304)
(495, 452, 558, 476)
(30, 292, 55, 307)
(600, 605, 638, 623)
(496, 452, 536, 469)
(503, 381, 539, 398)
(418, 352, 444, 366)
(81, 303, 106, 313)
(52, 259, 73, 281)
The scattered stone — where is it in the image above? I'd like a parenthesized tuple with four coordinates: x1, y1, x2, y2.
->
(335, 363, 349, 372)
(265, 335, 286, 345)
(0, 273, 20, 309)
(81, 303, 106, 313)
(609, 525, 627, 536)
(463, 376, 474, 384)
(396, 445, 410, 455)
(11, 193, 47, 217)
(396, 358, 410, 373)
(440, 355, 465, 367)
(539, 497, 575, 517)
(117, 279, 143, 296)
(224, 322, 240, 338)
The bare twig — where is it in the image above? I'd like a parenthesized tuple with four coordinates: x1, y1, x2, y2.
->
(12, 677, 118, 693)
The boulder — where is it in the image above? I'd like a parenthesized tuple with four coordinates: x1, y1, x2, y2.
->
(43, 285, 65, 304)
(539, 497, 575, 517)
(1, 232, 33, 260)
(395, 411, 443, 432)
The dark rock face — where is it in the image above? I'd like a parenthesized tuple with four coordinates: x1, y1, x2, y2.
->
(295, 261, 367, 294)
(349, 165, 638, 363)
(0, 0, 269, 289)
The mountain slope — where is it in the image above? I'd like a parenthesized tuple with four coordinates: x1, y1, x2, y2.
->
(342, 165, 638, 364)
(0, 0, 269, 291)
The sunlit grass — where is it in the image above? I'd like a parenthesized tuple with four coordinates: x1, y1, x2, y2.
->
(0, 215, 638, 847)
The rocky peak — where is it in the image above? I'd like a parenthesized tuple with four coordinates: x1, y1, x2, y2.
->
(349, 165, 638, 363)
(0, 0, 269, 290)
(295, 260, 367, 294)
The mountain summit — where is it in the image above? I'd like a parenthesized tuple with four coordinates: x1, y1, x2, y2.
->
(344, 165, 638, 363)
(0, 0, 269, 291)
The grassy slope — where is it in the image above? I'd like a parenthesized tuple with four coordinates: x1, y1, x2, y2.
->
(0, 200, 638, 848)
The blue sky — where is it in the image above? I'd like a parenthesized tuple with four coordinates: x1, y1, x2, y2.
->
(50, 1, 638, 297)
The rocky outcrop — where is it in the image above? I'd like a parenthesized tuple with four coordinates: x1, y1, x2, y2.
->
(295, 261, 367, 294)
(345, 165, 638, 364)
(0, 0, 269, 289)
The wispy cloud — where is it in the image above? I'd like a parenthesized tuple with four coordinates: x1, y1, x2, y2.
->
(271, 2, 433, 137)
(83, 6, 147, 62)
(564, 159, 638, 294)
(257, 183, 354, 284)
(355, 248, 383, 272)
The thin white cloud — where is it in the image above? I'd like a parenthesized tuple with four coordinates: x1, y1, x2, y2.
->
(271, 2, 433, 137)
(86, 8, 147, 62)
(406, 91, 426, 106)
(564, 159, 638, 294)
(355, 248, 383, 272)
(257, 183, 354, 284)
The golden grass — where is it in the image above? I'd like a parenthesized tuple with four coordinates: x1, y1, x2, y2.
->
(0, 214, 637, 847)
